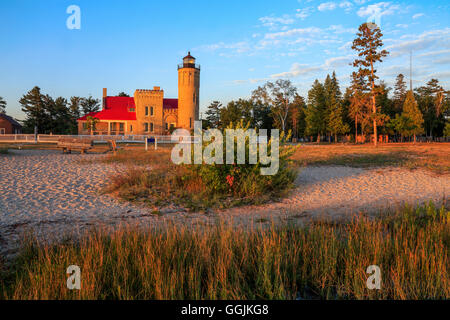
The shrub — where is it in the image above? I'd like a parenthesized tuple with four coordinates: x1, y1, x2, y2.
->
(107, 122, 298, 209)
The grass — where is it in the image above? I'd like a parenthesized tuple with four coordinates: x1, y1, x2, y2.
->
(291, 143, 450, 174)
(1, 202, 448, 300)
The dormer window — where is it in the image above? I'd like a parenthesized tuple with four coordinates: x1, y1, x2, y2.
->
(128, 107, 135, 112)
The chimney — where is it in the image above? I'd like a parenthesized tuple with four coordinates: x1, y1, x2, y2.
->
(153, 86, 160, 91)
(102, 88, 107, 110)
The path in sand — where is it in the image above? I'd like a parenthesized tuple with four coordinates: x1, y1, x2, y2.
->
(0, 149, 448, 254)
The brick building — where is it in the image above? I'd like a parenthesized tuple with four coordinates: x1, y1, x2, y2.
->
(77, 53, 200, 135)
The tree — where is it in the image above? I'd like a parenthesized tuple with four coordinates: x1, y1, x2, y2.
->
(393, 74, 407, 114)
(347, 72, 370, 143)
(251, 79, 297, 133)
(401, 90, 424, 142)
(117, 92, 130, 97)
(289, 94, 307, 139)
(220, 99, 253, 128)
(20, 86, 49, 133)
(68, 96, 83, 134)
(352, 23, 389, 146)
(80, 96, 100, 115)
(86, 116, 99, 135)
(415, 79, 448, 139)
(444, 121, 450, 138)
(204, 101, 223, 128)
(305, 80, 327, 142)
(0, 96, 6, 114)
(327, 95, 350, 142)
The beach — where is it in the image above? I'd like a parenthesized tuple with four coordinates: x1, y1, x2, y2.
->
(1, 149, 448, 256)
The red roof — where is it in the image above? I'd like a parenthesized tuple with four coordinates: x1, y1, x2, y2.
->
(78, 96, 137, 121)
(163, 98, 178, 109)
(78, 96, 179, 121)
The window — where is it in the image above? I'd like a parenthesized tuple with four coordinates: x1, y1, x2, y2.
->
(144, 123, 148, 132)
(119, 123, 124, 132)
(189, 117, 192, 128)
(130, 125, 133, 132)
(150, 123, 154, 132)
(129, 107, 135, 112)
(145, 106, 149, 116)
(165, 123, 168, 130)
(83, 123, 88, 130)
(0, 128, 5, 135)
(150, 106, 154, 116)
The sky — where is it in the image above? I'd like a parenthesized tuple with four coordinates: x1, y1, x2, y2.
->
(1, 0, 449, 120)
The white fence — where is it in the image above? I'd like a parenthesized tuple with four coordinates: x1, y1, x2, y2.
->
(0, 134, 195, 144)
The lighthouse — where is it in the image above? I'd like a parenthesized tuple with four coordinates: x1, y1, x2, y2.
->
(178, 52, 200, 130)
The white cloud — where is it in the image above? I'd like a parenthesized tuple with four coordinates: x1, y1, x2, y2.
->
(318, 2, 337, 11)
(386, 28, 450, 58)
(413, 13, 425, 19)
(264, 27, 322, 40)
(296, 7, 314, 19)
(259, 15, 295, 28)
(357, 2, 401, 18)
(271, 63, 323, 78)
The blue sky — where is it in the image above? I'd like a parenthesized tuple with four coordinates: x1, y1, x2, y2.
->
(1, 0, 449, 120)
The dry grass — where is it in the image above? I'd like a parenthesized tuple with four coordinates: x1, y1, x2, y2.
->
(1, 203, 448, 300)
(291, 143, 450, 174)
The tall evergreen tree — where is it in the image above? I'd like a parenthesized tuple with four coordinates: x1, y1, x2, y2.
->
(352, 23, 389, 146)
(204, 101, 223, 128)
(305, 80, 327, 142)
(80, 96, 100, 115)
(20, 86, 49, 133)
(0, 96, 6, 114)
(327, 95, 350, 142)
(402, 90, 424, 142)
(393, 74, 407, 114)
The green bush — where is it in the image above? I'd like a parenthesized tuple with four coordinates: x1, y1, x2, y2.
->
(107, 121, 298, 209)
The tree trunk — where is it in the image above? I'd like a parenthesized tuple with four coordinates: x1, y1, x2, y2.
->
(370, 60, 378, 147)
(355, 116, 358, 144)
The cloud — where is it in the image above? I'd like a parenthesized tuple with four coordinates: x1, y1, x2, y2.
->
(386, 28, 450, 58)
(271, 63, 323, 78)
(264, 27, 322, 40)
(318, 2, 337, 11)
(296, 7, 314, 19)
(412, 13, 424, 19)
(259, 15, 295, 28)
(357, 2, 401, 18)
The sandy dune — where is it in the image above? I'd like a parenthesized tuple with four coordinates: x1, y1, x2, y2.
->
(0, 149, 448, 255)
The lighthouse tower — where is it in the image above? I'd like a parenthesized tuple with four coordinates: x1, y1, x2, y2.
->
(178, 52, 200, 130)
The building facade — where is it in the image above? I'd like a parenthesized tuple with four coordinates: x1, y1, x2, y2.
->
(77, 53, 200, 135)
(0, 113, 22, 134)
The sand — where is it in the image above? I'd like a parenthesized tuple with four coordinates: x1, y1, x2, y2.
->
(0, 149, 448, 256)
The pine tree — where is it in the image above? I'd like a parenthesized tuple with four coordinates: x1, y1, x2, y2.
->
(348, 72, 370, 143)
(352, 23, 389, 146)
(402, 90, 424, 142)
(80, 96, 100, 115)
(393, 74, 407, 114)
(20, 86, 49, 133)
(0, 96, 6, 114)
(327, 95, 350, 142)
(305, 80, 327, 142)
(204, 101, 223, 128)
